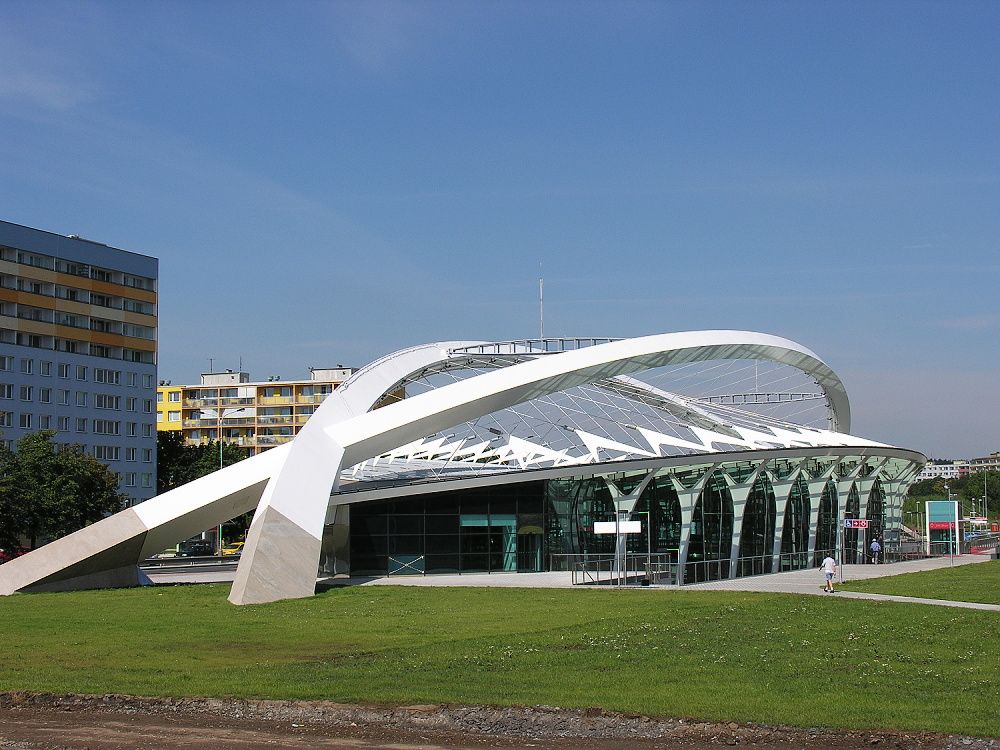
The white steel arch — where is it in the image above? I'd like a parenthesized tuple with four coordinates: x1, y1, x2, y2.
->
(230, 330, 852, 603)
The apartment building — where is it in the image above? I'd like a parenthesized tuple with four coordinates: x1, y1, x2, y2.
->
(0, 220, 158, 505)
(968, 452, 1000, 473)
(157, 367, 355, 453)
(913, 460, 970, 482)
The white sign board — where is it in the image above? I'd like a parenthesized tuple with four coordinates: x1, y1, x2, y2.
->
(594, 521, 642, 534)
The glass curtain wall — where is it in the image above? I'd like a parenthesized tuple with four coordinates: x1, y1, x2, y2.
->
(865, 478, 886, 553)
(779, 476, 811, 570)
(686, 470, 734, 582)
(348, 482, 545, 575)
(738, 474, 777, 576)
(814, 481, 839, 566)
(844, 485, 861, 564)
(629, 475, 681, 559)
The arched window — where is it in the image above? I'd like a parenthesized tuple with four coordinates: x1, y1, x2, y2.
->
(738, 474, 776, 576)
(814, 481, 838, 566)
(866, 478, 886, 555)
(843, 484, 861, 564)
(686, 470, 734, 583)
(780, 476, 811, 570)
(630, 476, 681, 560)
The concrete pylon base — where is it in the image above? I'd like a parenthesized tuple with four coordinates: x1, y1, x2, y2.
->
(228, 505, 322, 605)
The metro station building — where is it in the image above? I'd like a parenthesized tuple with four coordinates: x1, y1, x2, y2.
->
(1, 332, 925, 602)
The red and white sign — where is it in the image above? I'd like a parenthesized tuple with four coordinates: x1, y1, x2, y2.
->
(928, 521, 954, 530)
(843, 519, 869, 529)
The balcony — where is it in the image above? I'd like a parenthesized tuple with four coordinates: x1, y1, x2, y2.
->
(295, 394, 328, 404)
(260, 396, 293, 405)
(257, 435, 293, 446)
(257, 415, 295, 426)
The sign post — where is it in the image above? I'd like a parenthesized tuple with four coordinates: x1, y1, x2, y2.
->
(842, 519, 869, 578)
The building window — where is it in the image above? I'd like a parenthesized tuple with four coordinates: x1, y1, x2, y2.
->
(95, 368, 121, 385)
(40, 388, 51, 403)
(142, 448, 152, 462)
(58, 389, 70, 405)
(94, 446, 120, 461)
(126, 448, 136, 462)
(76, 365, 87, 380)
(143, 399, 153, 413)
(168, 410, 180, 422)
(156, 412, 163, 423)
(0, 356, 11, 371)
(76, 391, 88, 407)
(19, 413, 32, 429)
(156, 392, 163, 403)
(143, 374, 153, 388)
(168, 391, 180, 402)
(57, 415, 70, 431)
(141, 473, 153, 488)
(0, 384, 11, 399)
(95, 394, 120, 410)
(58, 363, 70, 379)
(76, 418, 87, 432)
(127, 422, 138, 437)
(19, 386, 32, 402)
(39, 415, 51, 429)
(0, 412, 11, 427)
(93, 419, 121, 436)
(124, 472, 136, 487)
(142, 424, 153, 437)
(19, 358, 32, 374)
(126, 397, 137, 411)
(40, 361, 52, 376)
(128, 372, 137, 387)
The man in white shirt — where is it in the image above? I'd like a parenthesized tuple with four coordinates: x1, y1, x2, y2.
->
(820, 555, 837, 593)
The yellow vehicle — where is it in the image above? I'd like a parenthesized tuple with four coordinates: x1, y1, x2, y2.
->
(220, 542, 244, 557)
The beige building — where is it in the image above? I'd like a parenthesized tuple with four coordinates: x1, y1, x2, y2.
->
(157, 368, 354, 453)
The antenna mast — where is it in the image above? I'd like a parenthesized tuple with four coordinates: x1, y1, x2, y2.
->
(539, 276, 544, 340)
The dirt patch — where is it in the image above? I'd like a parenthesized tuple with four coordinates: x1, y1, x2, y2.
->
(0, 692, 994, 750)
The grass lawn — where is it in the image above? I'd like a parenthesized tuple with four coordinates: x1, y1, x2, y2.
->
(1, 584, 998, 737)
(842, 559, 1000, 605)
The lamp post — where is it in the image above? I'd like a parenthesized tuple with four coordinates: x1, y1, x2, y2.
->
(215, 400, 243, 553)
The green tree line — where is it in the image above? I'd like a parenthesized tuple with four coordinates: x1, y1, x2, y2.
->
(905, 470, 1000, 521)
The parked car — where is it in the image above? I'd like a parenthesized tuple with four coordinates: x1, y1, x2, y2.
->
(0, 547, 30, 564)
(221, 542, 244, 557)
(176, 539, 215, 557)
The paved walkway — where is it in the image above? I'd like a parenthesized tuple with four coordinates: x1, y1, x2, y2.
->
(148, 554, 999, 611)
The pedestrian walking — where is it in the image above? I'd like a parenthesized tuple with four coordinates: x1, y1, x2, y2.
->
(820, 555, 837, 592)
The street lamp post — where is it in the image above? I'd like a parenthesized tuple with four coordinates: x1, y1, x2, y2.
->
(215, 400, 242, 553)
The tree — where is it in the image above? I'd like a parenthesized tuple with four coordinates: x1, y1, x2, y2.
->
(156, 431, 250, 493)
(0, 440, 19, 550)
(155, 432, 254, 544)
(1, 431, 127, 549)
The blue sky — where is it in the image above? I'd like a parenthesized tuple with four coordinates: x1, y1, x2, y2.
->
(1, 1, 997, 458)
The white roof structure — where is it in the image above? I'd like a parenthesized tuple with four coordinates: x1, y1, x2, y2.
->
(0, 331, 925, 604)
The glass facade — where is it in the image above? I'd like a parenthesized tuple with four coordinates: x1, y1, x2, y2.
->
(738, 474, 776, 576)
(349, 483, 545, 576)
(335, 453, 918, 582)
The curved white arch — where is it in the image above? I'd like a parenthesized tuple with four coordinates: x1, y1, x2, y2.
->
(230, 330, 851, 603)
